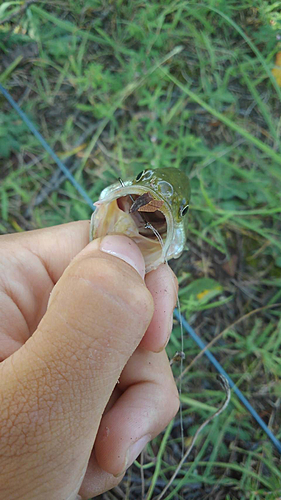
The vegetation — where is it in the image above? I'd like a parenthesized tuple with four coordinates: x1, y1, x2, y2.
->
(1, 1, 281, 498)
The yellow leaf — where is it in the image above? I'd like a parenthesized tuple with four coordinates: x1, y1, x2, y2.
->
(196, 286, 221, 301)
(196, 289, 211, 300)
(272, 52, 281, 86)
(10, 220, 24, 232)
(56, 143, 86, 159)
(184, 435, 193, 447)
(275, 52, 281, 66)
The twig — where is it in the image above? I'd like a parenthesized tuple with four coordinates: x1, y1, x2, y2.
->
(177, 302, 281, 382)
(189, 138, 246, 179)
(78, 45, 184, 172)
(154, 375, 231, 500)
(97, 139, 132, 164)
(24, 119, 101, 216)
(25, 159, 79, 218)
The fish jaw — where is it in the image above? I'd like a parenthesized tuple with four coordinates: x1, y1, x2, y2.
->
(90, 180, 185, 272)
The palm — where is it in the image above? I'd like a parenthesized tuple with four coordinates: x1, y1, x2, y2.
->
(0, 221, 90, 359)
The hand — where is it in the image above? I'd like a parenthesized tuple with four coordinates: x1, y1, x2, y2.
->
(0, 221, 179, 500)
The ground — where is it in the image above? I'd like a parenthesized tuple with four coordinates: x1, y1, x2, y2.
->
(1, 1, 281, 499)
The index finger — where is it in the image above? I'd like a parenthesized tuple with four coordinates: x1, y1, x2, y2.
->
(1, 220, 90, 282)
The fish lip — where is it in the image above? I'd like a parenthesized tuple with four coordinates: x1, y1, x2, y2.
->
(99, 182, 172, 217)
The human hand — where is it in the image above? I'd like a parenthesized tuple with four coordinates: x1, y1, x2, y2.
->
(0, 221, 179, 499)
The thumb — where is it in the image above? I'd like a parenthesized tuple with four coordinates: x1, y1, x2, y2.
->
(0, 235, 154, 500)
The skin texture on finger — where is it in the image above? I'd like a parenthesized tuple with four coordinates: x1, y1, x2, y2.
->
(0, 221, 90, 358)
(140, 263, 178, 352)
(0, 237, 154, 500)
(79, 451, 122, 499)
(94, 348, 179, 477)
(0, 221, 90, 282)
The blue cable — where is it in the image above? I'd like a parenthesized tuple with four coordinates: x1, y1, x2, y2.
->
(1, 83, 281, 455)
(174, 309, 281, 454)
(0, 83, 94, 210)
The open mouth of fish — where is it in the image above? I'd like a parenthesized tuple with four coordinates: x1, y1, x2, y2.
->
(90, 179, 185, 273)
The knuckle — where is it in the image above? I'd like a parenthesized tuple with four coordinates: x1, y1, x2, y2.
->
(54, 256, 154, 357)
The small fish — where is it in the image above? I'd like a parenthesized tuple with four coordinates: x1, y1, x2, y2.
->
(90, 168, 190, 273)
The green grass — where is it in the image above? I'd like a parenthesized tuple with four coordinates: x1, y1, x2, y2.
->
(1, 0, 281, 498)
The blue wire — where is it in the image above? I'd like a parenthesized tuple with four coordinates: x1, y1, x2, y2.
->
(0, 83, 94, 210)
(1, 83, 281, 455)
(174, 309, 281, 454)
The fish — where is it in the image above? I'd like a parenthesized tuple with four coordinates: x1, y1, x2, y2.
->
(90, 167, 191, 273)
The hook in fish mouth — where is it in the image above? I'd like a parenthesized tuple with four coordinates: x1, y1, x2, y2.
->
(116, 193, 167, 238)
(117, 178, 167, 239)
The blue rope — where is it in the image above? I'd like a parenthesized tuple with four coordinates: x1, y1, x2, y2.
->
(1, 83, 281, 454)
(0, 83, 94, 210)
(174, 309, 281, 454)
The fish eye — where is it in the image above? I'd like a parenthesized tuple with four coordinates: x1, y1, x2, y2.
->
(180, 204, 189, 217)
(136, 170, 153, 182)
(136, 171, 144, 181)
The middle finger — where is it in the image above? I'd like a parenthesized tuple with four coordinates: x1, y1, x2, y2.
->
(94, 347, 179, 476)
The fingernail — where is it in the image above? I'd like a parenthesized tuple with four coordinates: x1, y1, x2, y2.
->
(156, 315, 174, 353)
(126, 434, 151, 468)
(100, 235, 145, 279)
(164, 315, 174, 349)
(114, 434, 151, 478)
(169, 314, 174, 334)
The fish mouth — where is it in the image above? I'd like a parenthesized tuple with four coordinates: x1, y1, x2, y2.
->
(117, 195, 167, 237)
(91, 182, 174, 272)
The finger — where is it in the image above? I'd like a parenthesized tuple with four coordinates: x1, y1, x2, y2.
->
(78, 388, 125, 499)
(0, 220, 90, 283)
(94, 348, 179, 476)
(139, 263, 178, 352)
(78, 451, 122, 500)
(0, 235, 153, 500)
(0, 222, 91, 355)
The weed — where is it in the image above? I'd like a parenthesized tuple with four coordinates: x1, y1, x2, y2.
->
(1, 1, 281, 498)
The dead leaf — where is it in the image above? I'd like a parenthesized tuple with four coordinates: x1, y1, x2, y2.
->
(138, 199, 164, 212)
(130, 192, 164, 213)
(222, 255, 238, 277)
